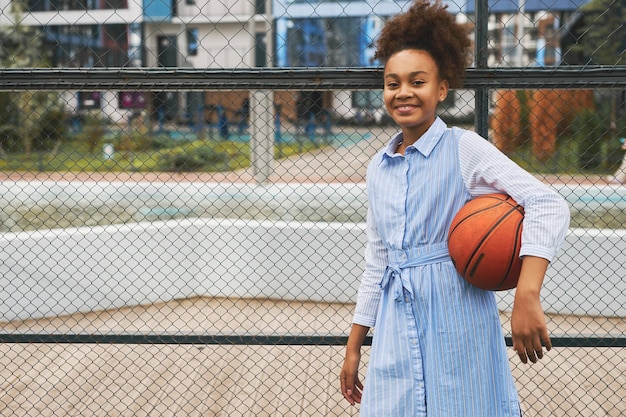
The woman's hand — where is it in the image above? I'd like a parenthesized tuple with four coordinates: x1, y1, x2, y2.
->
(340, 349, 363, 405)
(340, 324, 369, 405)
(511, 256, 552, 364)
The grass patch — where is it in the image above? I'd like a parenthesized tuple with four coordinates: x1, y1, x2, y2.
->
(507, 134, 620, 176)
(0, 133, 328, 174)
(1, 125, 619, 177)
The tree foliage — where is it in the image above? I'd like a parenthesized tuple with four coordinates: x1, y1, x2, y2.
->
(0, 0, 66, 155)
(570, 0, 626, 65)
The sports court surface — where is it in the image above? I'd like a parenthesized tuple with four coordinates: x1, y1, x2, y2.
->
(1, 297, 624, 416)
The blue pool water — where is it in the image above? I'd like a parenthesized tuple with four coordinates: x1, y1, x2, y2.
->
(168, 130, 371, 147)
(560, 184, 626, 210)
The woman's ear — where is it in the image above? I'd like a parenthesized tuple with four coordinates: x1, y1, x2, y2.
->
(439, 80, 449, 102)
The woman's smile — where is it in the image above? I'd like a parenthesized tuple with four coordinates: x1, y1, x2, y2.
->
(395, 104, 418, 111)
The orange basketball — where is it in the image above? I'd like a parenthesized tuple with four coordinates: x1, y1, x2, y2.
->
(448, 194, 524, 291)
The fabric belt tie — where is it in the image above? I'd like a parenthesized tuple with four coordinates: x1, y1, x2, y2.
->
(379, 247, 451, 301)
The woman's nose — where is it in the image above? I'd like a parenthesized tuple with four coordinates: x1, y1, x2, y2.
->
(396, 84, 413, 98)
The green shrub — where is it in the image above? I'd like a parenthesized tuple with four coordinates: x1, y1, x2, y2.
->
(605, 116, 626, 169)
(196, 145, 229, 165)
(150, 134, 178, 150)
(573, 109, 606, 170)
(159, 145, 229, 172)
(78, 114, 106, 153)
(116, 131, 153, 153)
(168, 153, 206, 171)
(34, 109, 68, 151)
(0, 125, 20, 153)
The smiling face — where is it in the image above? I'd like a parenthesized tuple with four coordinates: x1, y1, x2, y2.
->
(383, 49, 449, 143)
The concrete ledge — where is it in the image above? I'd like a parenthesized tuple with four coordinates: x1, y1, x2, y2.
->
(1, 218, 624, 322)
(497, 227, 626, 317)
(0, 218, 365, 321)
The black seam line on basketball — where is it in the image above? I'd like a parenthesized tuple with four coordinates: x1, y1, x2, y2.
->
(448, 201, 502, 236)
(465, 206, 521, 282)
(494, 219, 523, 290)
(466, 205, 519, 278)
(468, 253, 484, 278)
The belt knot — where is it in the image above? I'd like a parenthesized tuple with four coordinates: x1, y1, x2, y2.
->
(379, 247, 451, 302)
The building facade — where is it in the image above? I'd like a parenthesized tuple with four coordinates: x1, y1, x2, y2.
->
(2, 0, 590, 124)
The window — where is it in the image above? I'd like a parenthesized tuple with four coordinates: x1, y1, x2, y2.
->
(255, 0, 265, 14)
(29, 0, 127, 11)
(187, 28, 199, 56)
(45, 24, 129, 67)
(255, 33, 267, 67)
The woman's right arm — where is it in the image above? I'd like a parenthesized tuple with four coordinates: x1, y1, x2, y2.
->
(340, 323, 370, 405)
(341, 166, 387, 405)
(340, 207, 384, 405)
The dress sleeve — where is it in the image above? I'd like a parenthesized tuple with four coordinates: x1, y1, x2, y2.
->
(458, 129, 570, 262)
(352, 204, 387, 327)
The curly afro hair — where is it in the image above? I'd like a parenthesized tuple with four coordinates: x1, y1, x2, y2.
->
(374, 0, 472, 88)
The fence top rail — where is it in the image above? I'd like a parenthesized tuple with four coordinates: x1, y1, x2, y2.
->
(1, 333, 625, 348)
(0, 66, 625, 91)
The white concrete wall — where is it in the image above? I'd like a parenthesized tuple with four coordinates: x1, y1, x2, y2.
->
(0, 218, 365, 321)
(497, 227, 626, 317)
(1, 217, 624, 322)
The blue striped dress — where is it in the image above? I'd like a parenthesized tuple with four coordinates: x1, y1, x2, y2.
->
(353, 117, 570, 417)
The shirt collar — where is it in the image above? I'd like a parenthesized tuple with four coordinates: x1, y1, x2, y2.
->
(380, 117, 447, 164)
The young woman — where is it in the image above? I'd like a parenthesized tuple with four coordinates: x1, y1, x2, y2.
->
(339, 1, 570, 415)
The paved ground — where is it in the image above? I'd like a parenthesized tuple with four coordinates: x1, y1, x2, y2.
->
(1, 297, 624, 417)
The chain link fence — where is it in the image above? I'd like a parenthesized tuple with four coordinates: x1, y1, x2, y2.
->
(0, 0, 624, 415)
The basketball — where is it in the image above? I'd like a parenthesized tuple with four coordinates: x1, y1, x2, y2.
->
(448, 193, 524, 291)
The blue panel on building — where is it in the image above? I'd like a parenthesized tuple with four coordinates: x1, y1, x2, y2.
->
(525, 0, 590, 11)
(143, 0, 173, 20)
(465, 0, 590, 13)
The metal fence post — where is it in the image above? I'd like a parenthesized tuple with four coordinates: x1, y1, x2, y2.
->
(475, 0, 490, 139)
(250, 89, 274, 184)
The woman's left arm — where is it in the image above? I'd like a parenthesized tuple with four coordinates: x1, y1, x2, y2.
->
(511, 255, 552, 364)
(458, 131, 570, 364)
